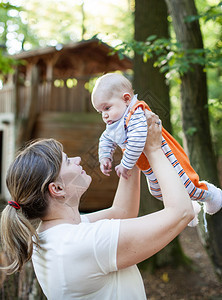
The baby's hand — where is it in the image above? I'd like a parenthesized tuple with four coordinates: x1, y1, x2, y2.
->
(115, 164, 131, 179)
(100, 158, 112, 176)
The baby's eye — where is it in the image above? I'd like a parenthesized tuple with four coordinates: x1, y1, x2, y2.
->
(105, 106, 110, 111)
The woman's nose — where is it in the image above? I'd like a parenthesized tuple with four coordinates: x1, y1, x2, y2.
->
(72, 157, 81, 165)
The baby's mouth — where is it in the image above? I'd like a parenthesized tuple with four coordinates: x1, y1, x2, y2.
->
(107, 120, 113, 125)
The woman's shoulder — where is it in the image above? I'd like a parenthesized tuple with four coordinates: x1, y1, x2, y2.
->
(37, 217, 120, 238)
(37, 214, 89, 234)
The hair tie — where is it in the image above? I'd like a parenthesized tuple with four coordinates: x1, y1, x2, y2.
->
(8, 200, 21, 210)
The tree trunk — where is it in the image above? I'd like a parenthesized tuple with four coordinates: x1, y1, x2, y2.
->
(165, 0, 222, 280)
(134, 0, 171, 131)
(134, 0, 188, 270)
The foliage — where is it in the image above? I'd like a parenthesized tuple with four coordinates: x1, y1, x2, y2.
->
(0, 1, 39, 54)
(110, 0, 222, 158)
(20, 0, 134, 48)
(109, 1, 222, 79)
(208, 98, 222, 156)
(111, 35, 222, 78)
(0, 1, 39, 81)
(185, 1, 222, 23)
(22, 0, 83, 46)
(0, 49, 18, 76)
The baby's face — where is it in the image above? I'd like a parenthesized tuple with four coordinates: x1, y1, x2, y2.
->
(93, 95, 129, 125)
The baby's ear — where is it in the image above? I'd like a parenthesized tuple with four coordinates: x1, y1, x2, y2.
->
(123, 93, 131, 104)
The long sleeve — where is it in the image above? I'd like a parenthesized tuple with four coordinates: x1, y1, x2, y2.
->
(121, 108, 147, 169)
(98, 130, 117, 162)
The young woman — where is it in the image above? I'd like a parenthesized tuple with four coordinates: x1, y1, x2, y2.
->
(1, 112, 194, 299)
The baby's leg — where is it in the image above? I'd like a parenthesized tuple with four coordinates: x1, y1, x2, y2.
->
(161, 138, 209, 202)
(200, 181, 222, 215)
(142, 168, 201, 227)
(161, 138, 222, 214)
(143, 168, 163, 201)
(142, 137, 222, 225)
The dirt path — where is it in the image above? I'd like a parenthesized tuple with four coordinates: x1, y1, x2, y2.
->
(141, 227, 222, 299)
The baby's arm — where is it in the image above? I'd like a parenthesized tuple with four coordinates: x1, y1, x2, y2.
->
(115, 164, 131, 179)
(100, 157, 112, 176)
(121, 108, 148, 170)
(99, 130, 117, 176)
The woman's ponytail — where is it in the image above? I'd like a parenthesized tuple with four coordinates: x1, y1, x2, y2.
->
(0, 138, 63, 274)
(0, 205, 38, 274)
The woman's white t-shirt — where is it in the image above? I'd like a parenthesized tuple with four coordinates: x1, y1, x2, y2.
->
(32, 216, 147, 300)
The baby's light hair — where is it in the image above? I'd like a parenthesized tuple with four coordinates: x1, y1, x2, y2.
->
(92, 73, 134, 104)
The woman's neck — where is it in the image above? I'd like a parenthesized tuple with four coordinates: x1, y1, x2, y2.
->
(39, 202, 81, 232)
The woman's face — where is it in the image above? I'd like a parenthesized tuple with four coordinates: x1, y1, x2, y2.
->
(59, 153, 92, 202)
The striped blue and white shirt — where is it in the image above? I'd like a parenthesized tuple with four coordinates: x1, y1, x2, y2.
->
(99, 95, 147, 170)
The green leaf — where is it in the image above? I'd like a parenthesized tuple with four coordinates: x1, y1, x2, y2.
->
(186, 127, 197, 136)
(185, 15, 200, 23)
(118, 52, 124, 60)
(146, 35, 157, 42)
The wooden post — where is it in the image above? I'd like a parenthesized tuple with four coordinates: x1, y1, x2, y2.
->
(46, 59, 53, 111)
(16, 64, 39, 147)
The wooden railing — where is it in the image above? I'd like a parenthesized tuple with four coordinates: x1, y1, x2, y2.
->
(0, 80, 93, 116)
(37, 81, 93, 113)
(0, 85, 15, 113)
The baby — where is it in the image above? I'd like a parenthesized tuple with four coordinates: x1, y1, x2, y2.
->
(91, 73, 222, 224)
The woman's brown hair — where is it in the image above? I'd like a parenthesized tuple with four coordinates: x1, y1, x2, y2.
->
(0, 139, 63, 274)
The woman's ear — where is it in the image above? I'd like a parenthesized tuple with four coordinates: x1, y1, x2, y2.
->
(48, 182, 65, 198)
(123, 93, 131, 105)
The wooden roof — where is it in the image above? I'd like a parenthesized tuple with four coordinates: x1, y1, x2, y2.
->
(12, 38, 132, 78)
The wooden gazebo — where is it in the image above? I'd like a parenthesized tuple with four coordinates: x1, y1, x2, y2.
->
(0, 38, 132, 211)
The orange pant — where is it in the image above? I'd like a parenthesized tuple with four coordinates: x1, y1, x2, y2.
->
(125, 100, 207, 191)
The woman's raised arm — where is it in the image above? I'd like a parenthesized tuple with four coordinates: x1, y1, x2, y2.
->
(116, 112, 194, 270)
(86, 165, 141, 222)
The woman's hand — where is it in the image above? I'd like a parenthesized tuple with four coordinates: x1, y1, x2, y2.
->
(143, 110, 162, 156)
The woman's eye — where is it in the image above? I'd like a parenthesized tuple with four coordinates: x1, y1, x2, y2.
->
(68, 159, 71, 165)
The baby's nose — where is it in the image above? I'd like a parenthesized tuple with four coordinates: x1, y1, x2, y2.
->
(102, 112, 108, 118)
